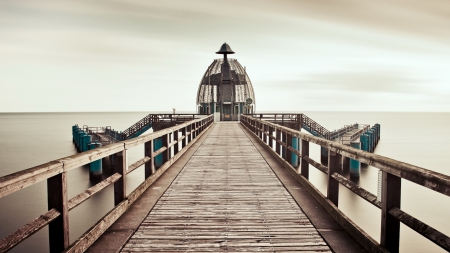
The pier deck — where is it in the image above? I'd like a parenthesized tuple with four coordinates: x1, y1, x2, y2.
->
(123, 122, 328, 252)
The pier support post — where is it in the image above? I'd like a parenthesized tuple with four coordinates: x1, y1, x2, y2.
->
(154, 137, 163, 169)
(82, 135, 92, 152)
(350, 142, 361, 178)
(47, 172, 69, 253)
(327, 150, 340, 207)
(114, 149, 127, 206)
(381, 172, 401, 253)
(291, 136, 299, 167)
(88, 141, 102, 181)
(181, 127, 187, 148)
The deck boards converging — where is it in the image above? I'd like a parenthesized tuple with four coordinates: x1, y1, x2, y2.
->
(121, 122, 331, 252)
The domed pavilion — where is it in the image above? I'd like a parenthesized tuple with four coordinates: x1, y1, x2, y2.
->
(196, 43, 256, 121)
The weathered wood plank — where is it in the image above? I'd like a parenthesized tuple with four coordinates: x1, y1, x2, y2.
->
(0, 209, 60, 252)
(68, 173, 121, 210)
(127, 157, 151, 175)
(121, 123, 330, 252)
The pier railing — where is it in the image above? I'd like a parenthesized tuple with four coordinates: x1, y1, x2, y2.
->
(0, 115, 214, 253)
(240, 115, 450, 253)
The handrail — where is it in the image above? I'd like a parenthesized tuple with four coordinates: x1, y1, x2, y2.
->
(240, 115, 450, 253)
(0, 115, 214, 253)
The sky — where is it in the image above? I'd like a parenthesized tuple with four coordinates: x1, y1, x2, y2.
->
(1, 0, 450, 112)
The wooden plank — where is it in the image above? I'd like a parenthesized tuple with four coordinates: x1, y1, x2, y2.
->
(68, 173, 121, 210)
(0, 209, 60, 252)
(127, 156, 151, 175)
(0, 161, 63, 198)
(122, 123, 331, 252)
(327, 151, 340, 207)
(331, 172, 381, 208)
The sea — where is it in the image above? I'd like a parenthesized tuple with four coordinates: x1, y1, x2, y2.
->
(0, 111, 449, 253)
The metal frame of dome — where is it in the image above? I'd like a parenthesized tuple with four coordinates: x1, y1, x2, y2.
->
(196, 58, 255, 104)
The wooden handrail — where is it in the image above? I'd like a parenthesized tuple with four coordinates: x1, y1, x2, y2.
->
(240, 114, 450, 253)
(0, 114, 214, 253)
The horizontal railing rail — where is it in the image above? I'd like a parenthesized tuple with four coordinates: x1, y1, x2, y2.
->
(0, 115, 214, 253)
(240, 115, 450, 253)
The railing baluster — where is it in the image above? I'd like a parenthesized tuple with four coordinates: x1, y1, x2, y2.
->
(47, 171, 69, 253)
(381, 171, 401, 253)
(327, 150, 340, 207)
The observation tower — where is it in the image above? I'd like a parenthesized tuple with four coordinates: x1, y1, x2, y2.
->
(196, 43, 256, 121)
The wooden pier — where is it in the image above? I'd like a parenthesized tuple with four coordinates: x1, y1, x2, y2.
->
(121, 123, 330, 252)
(1, 115, 450, 253)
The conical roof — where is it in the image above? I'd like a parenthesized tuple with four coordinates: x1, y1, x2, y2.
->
(216, 43, 235, 54)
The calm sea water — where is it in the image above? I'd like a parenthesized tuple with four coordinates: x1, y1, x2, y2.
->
(0, 111, 449, 253)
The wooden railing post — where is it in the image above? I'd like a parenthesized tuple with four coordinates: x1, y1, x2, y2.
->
(182, 127, 187, 147)
(47, 172, 69, 253)
(381, 171, 401, 253)
(300, 139, 309, 178)
(114, 149, 127, 206)
(162, 133, 169, 163)
(174, 130, 179, 156)
(276, 129, 281, 155)
(286, 133, 292, 163)
(327, 150, 340, 207)
(268, 126, 274, 149)
(281, 132, 286, 159)
(145, 140, 155, 178)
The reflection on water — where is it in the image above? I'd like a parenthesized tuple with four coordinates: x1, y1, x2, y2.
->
(0, 112, 449, 252)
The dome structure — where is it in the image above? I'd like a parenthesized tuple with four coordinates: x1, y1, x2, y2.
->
(196, 43, 255, 121)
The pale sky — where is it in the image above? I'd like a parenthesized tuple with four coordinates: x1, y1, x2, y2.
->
(1, 0, 450, 112)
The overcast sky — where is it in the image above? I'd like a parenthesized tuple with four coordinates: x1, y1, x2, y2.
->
(1, 0, 450, 112)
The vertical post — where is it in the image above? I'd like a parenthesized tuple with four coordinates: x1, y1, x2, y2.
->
(381, 172, 401, 253)
(88, 141, 103, 181)
(291, 136, 299, 167)
(350, 142, 361, 178)
(182, 127, 187, 147)
(327, 150, 340, 207)
(300, 139, 309, 178)
(281, 132, 287, 159)
(275, 129, 281, 155)
(114, 149, 127, 206)
(174, 129, 179, 156)
(145, 140, 155, 178)
(321, 146, 329, 164)
(47, 172, 69, 253)
(154, 137, 163, 169)
(262, 124, 267, 143)
(286, 133, 292, 163)
(268, 126, 274, 149)
(162, 133, 169, 164)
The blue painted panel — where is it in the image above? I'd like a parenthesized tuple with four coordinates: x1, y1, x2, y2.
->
(350, 142, 361, 178)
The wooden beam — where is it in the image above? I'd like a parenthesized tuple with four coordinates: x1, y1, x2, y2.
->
(300, 140, 309, 178)
(0, 209, 60, 252)
(68, 173, 121, 210)
(114, 150, 127, 206)
(327, 151, 340, 207)
(380, 171, 401, 253)
(144, 141, 154, 178)
(47, 172, 69, 253)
